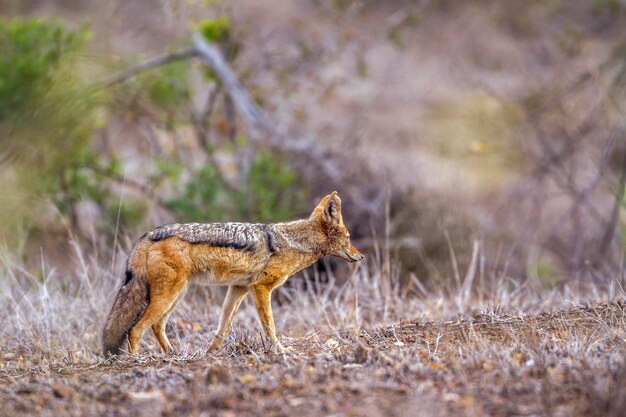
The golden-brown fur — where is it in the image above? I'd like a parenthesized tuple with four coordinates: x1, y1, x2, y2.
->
(101, 191, 364, 355)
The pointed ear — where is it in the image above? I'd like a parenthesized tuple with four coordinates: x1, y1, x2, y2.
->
(310, 194, 332, 219)
(322, 191, 342, 225)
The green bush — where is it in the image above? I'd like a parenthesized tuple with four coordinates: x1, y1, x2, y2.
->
(166, 149, 308, 224)
(0, 18, 88, 126)
(0, 16, 312, 248)
(199, 17, 230, 43)
(165, 163, 224, 222)
(0, 18, 104, 239)
(236, 150, 307, 222)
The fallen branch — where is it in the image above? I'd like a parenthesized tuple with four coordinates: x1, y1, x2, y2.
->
(191, 33, 341, 179)
(192, 33, 270, 137)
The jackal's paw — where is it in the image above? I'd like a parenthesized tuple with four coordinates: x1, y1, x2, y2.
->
(274, 342, 295, 354)
(207, 336, 225, 355)
(165, 347, 181, 357)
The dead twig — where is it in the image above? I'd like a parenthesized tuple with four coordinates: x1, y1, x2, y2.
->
(107, 174, 170, 211)
(597, 139, 626, 261)
(100, 48, 198, 89)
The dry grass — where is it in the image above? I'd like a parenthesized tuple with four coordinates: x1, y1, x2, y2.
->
(0, 240, 625, 417)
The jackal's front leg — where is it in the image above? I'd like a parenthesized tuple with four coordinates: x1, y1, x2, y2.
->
(207, 285, 249, 354)
(251, 284, 293, 353)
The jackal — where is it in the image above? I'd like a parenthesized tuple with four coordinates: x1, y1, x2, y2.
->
(102, 191, 363, 355)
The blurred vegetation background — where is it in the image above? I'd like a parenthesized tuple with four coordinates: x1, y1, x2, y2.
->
(1, 0, 626, 287)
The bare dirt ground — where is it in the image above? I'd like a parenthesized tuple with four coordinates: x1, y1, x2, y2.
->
(2, 300, 624, 417)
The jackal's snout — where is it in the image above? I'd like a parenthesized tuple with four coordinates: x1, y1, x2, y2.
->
(345, 244, 364, 262)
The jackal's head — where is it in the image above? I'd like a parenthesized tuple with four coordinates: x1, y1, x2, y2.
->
(310, 191, 364, 262)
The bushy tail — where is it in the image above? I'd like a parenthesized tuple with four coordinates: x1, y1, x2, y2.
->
(102, 269, 149, 356)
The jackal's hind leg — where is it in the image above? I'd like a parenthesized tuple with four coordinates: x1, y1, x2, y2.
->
(207, 285, 249, 354)
(128, 270, 186, 354)
(151, 284, 188, 354)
